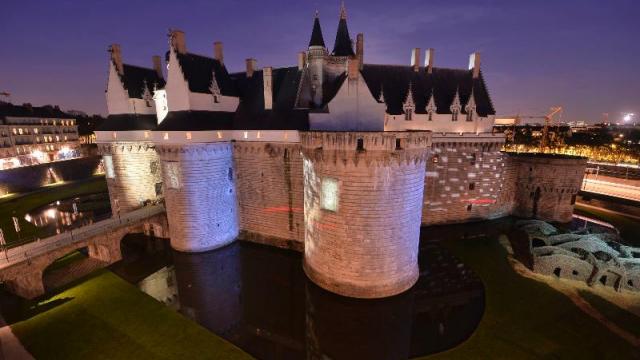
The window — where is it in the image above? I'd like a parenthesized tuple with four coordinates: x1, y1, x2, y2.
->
(452, 111, 459, 122)
(432, 154, 439, 163)
(469, 182, 475, 190)
(467, 204, 472, 211)
(395, 138, 402, 150)
(471, 153, 477, 165)
(570, 194, 576, 205)
(103, 155, 115, 179)
(466, 111, 473, 122)
(404, 108, 413, 121)
(213, 95, 220, 103)
(150, 161, 159, 174)
(228, 167, 233, 182)
(163, 161, 181, 189)
(145, 100, 152, 107)
(428, 112, 433, 121)
(356, 138, 364, 151)
(321, 178, 339, 212)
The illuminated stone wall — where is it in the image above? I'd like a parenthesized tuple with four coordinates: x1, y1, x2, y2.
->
(98, 142, 161, 213)
(156, 142, 238, 252)
(233, 142, 305, 250)
(509, 154, 587, 223)
(421, 136, 514, 225)
(301, 131, 430, 298)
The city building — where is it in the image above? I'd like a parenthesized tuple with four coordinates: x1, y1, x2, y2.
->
(0, 102, 81, 169)
(95, 5, 587, 299)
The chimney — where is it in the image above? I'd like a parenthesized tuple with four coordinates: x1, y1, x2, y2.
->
(424, 48, 434, 74)
(355, 33, 364, 69)
(170, 29, 186, 54)
(411, 48, 420, 72)
(109, 44, 123, 75)
(246, 58, 257, 78)
(152, 55, 163, 79)
(263, 66, 273, 110)
(214, 41, 224, 65)
(348, 57, 359, 80)
(469, 52, 481, 79)
(297, 51, 306, 70)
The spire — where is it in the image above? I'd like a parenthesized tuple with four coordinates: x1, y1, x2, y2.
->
(309, 11, 326, 48)
(426, 90, 437, 113)
(450, 88, 461, 112)
(332, 2, 355, 56)
(378, 84, 385, 103)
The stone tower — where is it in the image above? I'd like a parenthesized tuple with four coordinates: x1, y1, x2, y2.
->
(301, 132, 430, 298)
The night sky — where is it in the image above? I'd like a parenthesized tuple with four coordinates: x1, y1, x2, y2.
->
(1, 0, 638, 123)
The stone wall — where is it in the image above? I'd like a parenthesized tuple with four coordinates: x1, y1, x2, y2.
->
(301, 131, 430, 298)
(509, 154, 587, 223)
(0, 156, 102, 196)
(422, 137, 513, 225)
(156, 142, 238, 252)
(233, 142, 305, 250)
(99, 142, 162, 213)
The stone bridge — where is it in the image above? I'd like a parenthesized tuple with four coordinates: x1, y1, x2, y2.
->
(0, 205, 169, 299)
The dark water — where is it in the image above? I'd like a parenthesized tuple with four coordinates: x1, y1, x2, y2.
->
(24, 192, 111, 237)
(119, 231, 485, 360)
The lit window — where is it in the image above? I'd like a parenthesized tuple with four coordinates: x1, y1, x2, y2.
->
(321, 177, 339, 212)
(185, 132, 192, 140)
(18, 128, 23, 135)
(34, 128, 39, 134)
(163, 161, 181, 189)
(103, 155, 115, 179)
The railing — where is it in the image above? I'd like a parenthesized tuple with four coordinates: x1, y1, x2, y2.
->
(0, 204, 165, 269)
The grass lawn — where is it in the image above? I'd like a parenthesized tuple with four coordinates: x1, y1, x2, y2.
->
(10, 270, 250, 360)
(579, 290, 640, 337)
(423, 229, 639, 359)
(0, 177, 108, 246)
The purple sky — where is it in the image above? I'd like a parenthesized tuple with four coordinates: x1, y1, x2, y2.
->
(1, 0, 639, 123)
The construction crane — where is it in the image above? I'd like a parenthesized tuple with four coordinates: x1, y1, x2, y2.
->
(502, 106, 563, 151)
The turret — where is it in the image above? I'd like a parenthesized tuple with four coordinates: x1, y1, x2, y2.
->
(307, 11, 327, 106)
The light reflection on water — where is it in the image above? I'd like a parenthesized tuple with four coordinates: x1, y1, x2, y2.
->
(126, 227, 487, 360)
(24, 193, 111, 237)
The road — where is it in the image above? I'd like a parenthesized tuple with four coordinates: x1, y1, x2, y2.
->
(581, 175, 640, 202)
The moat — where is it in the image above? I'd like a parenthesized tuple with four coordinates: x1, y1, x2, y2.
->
(107, 230, 485, 360)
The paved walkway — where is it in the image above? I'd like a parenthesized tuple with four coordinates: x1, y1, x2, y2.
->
(0, 315, 33, 360)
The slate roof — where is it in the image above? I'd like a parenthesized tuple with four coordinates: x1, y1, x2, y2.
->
(332, 18, 354, 56)
(0, 101, 73, 121)
(360, 64, 496, 116)
(156, 111, 236, 131)
(309, 16, 326, 48)
(173, 52, 237, 96)
(118, 63, 165, 99)
(228, 67, 309, 130)
(97, 114, 158, 131)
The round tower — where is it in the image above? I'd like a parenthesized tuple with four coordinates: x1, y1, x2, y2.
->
(156, 142, 239, 252)
(301, 131, 430, 298)
(99, 142, 162, 214)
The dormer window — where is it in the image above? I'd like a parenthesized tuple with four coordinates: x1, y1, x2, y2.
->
(405, 109, 413, 121)
(465, 89, 477, 122)
(403, 82, 415, 121)
(426, 91, 437, 122)
(209, 69, 222, 103)
(450, 88, 461, 122)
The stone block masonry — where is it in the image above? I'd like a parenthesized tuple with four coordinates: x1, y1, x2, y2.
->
(156, 142, 239, 252)
(99, 142, 162, 213)
(233, 142, 305, 250)
(422, 138, 514, 225)
(509, 154, 587, 223)
(301, 131, 430, 298)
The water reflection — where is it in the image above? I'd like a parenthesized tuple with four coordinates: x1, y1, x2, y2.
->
(24, 193, 111, 236)
(129, 234, 485, 359)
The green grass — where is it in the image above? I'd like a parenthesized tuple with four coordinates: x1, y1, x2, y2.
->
(574, 205, 640, 247)
(579, 290, 640, 337)
(0, 177, 108, 246)
(10, 270, 250, 360)
(423, 231, 640, 359)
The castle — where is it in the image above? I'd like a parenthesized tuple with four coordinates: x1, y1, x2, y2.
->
(95, 5, 587, 299)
